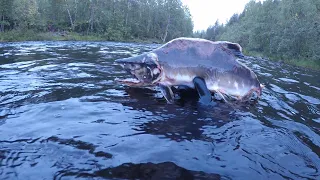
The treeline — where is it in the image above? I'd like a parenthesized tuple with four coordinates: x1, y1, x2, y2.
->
(196, 0, 320, 65)
(0, 0, 193, 42)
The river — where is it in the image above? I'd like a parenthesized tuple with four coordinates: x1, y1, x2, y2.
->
(0, 41, 319, 179)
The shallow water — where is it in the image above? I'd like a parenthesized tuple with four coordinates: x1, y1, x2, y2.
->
(0, 41, 319, 180)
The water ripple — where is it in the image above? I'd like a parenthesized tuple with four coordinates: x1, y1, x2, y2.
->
(0, 41, 319, 179)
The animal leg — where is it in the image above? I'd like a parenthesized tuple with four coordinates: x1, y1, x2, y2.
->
(159, 84, 174, 103)
(193, 77, 212, 104)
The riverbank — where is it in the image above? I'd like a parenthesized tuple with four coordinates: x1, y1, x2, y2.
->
(1, 30, 318, 71)
(245, 51, 320, 71)
(0, 30, 162, 44)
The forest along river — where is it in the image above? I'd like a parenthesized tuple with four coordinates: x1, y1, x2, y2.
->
(0, 41, 319, 179)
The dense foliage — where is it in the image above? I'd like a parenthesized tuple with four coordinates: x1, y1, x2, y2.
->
(198, 0, 320, 66)
(0, 0, 193, 42)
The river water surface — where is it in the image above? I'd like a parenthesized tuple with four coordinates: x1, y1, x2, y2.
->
(0, 41, 319, 179)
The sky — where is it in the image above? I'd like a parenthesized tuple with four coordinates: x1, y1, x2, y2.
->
(181, 0, 253, 31)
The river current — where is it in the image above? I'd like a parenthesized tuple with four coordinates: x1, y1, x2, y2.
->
(0, 41, 319, 179)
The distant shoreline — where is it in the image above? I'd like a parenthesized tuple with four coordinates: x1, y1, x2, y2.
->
(1, 30, 318, 71)
(0, 30, 163, 44)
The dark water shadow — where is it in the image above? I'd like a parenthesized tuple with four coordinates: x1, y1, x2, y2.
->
(57, 162, 222, 180)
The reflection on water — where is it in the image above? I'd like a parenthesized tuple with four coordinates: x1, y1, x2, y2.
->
(0, 41, 319, 179)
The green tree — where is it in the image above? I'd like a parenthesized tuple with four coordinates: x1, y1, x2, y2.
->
(12, 0, 39, 29)
(204, 0, 320, 66)
(0, 0, 14, 32)
(1, 0, 193, 42)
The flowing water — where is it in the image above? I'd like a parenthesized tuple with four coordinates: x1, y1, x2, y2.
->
(0, 41, 319, 180)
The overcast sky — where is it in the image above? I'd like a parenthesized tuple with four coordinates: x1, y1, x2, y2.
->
(181, 0, 253, 31)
